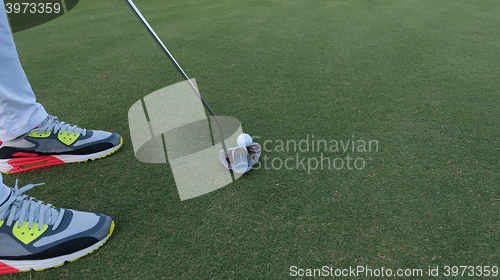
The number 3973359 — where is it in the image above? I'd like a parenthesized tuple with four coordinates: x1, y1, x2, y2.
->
(5, 2, 62, 14)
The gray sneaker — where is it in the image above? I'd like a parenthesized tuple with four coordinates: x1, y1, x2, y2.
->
(0, 115, 122, 173)
(0, 174, 114, 274)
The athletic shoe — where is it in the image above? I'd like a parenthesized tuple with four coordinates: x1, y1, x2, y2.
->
(0, 174, 114, 274)
(0, 115, 122, 174)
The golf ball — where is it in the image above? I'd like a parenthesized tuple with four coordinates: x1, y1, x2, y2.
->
(237, 133, 252, 147)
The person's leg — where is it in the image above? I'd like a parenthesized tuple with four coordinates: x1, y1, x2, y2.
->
(0, 1, 122, 174)
(0, 181, 9, 205)
(0, 0, 48, 141)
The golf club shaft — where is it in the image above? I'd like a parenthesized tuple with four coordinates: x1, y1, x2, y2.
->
(124, 0, 229, 157)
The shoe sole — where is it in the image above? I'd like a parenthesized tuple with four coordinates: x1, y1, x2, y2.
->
(0, 221, 115, 274)
(0, 138, 123, 174)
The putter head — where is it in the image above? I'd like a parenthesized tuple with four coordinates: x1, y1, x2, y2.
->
(219, 143, 261, 174)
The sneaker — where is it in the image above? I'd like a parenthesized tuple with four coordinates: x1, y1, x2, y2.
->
(0, 115, 122, 174)
(0, 174, 114, 274)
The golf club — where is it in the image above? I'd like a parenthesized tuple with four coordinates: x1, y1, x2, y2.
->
(124, 0, 230, 159)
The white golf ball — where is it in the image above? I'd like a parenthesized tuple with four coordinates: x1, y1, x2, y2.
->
(237, 133, 252, 147)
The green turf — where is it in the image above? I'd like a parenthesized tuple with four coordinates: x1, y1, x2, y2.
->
(3, 0, 499, 279)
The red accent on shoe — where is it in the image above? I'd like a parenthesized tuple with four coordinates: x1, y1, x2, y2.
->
(0, 140, 2, 146)
(0, 261, 19, 274)
(12, 152, 39, 157)
(7, 154, 66, 174)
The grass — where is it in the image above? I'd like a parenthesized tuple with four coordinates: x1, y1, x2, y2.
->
(3, 0, 499, 279)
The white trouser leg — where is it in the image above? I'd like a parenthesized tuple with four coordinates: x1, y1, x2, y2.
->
(0, 174, 10, 205)
(0, 0, 47, 141)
